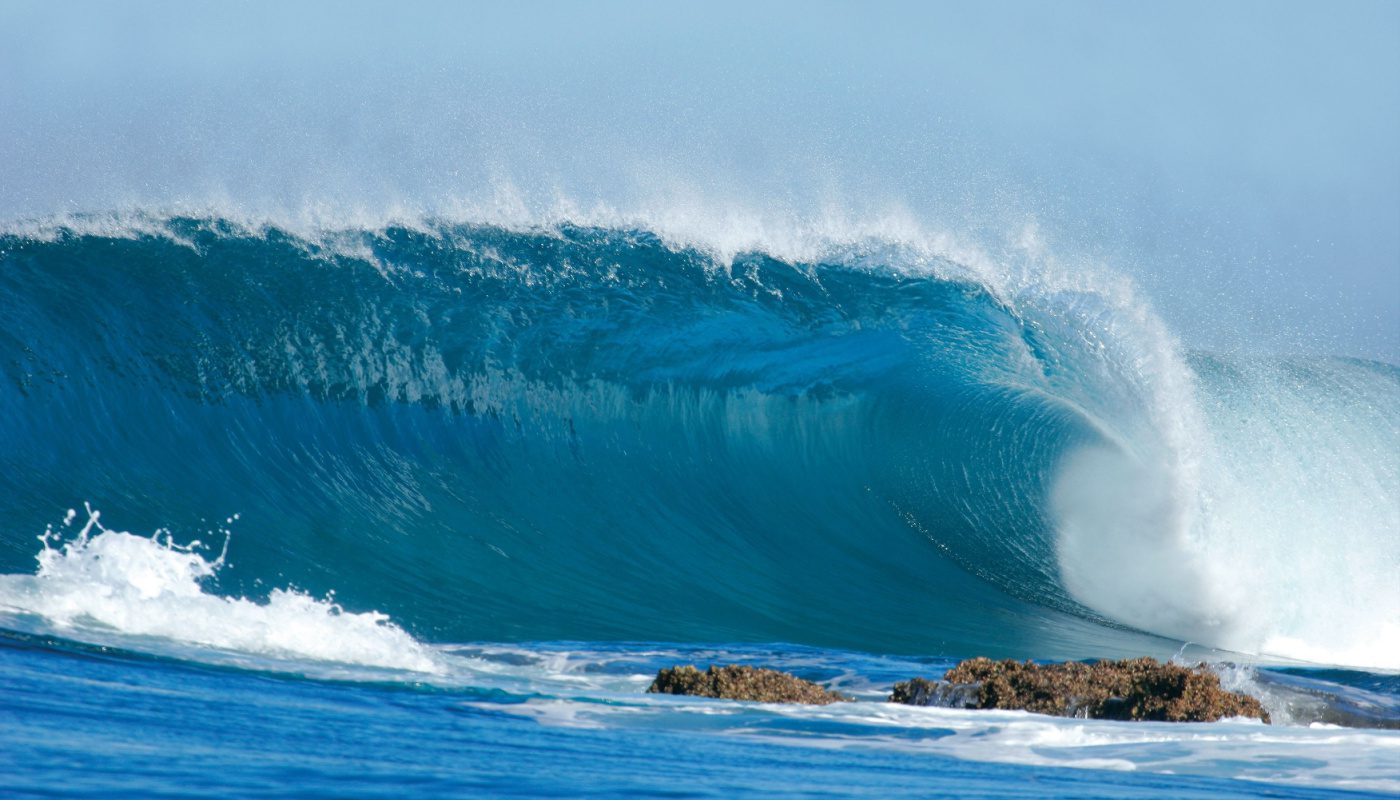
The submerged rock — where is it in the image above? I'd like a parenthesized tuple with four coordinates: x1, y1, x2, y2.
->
(648, 664, 850, 705)
(889, 676, 980, 707)
(890, 657, 1270, 723)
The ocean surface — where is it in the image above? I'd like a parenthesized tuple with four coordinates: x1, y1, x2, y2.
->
(0, 215, 1397, 798)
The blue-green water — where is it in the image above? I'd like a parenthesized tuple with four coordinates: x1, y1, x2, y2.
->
(0, 216, 1396, 797)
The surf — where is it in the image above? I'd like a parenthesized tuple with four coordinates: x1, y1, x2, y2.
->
(0, 213, 1395, 669)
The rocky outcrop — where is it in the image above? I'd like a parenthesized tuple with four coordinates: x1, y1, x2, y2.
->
(648, 664, 850, 705)
(890, 657, 1270, 723)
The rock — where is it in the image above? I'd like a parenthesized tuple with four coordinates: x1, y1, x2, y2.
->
(888, 676, 938, 705)
(647, 664, 850, 705)
(890, 657, 1270, 723)
(888, 676, 979, 708)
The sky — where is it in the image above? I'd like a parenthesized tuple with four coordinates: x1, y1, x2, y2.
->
(2, 0, 1397, 359)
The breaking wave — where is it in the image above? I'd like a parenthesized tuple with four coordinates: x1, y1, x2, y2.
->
(0, 214, 1394, 668)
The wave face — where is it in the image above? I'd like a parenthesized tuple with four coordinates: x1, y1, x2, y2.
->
(0, 216, 1395, 666)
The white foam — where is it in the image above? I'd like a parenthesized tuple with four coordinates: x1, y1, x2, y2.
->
(494, 689, 1400, 794)
(0, 506, 443, 674)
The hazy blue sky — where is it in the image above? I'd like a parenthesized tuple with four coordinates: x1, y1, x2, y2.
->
(2, 0, 1397, 358)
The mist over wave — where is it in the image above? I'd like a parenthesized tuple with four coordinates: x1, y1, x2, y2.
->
(0, 211, 1395, 668)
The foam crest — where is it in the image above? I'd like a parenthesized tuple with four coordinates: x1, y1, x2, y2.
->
(0, 195, 995, 284)
(0, 506, 442, 674)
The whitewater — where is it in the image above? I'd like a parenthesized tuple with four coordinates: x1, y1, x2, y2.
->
(0, 210, 1396, 797)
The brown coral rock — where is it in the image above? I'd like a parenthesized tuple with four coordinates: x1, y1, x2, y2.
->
(647, 664, 850, 705)
(890, 657, 1270, 723)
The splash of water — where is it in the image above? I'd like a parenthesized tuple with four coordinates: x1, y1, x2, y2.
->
(0, 505, 442, 674)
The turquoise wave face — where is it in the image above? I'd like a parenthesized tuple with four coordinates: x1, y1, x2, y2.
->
(0, 217, 1394, 664)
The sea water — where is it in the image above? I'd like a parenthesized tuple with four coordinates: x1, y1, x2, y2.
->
(0, 216, 1396, 797)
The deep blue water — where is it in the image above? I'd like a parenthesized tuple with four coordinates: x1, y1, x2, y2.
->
(0, 216, 1396, 797)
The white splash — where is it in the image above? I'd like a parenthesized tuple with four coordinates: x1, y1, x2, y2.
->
(0, 505, 442, 674)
